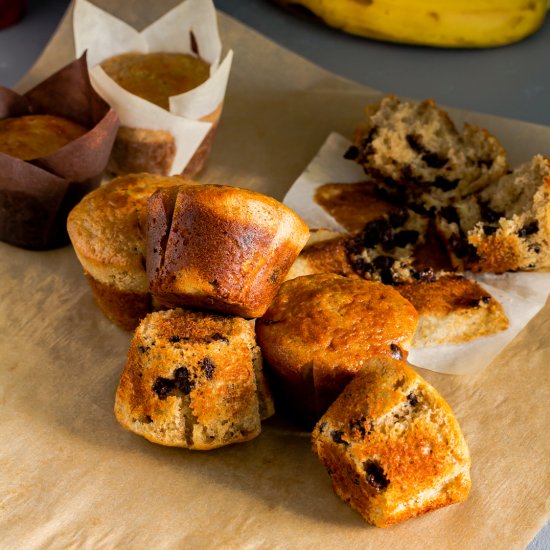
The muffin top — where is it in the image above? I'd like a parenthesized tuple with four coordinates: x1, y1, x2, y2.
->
(101, 52, 210, 109)
(0, 114, 87, 160)
(257, 273, 418, 368)
(67, 173, 194, 289)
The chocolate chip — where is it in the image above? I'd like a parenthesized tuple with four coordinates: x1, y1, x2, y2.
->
(481, 295, 492, 304)
(343, 145, 360, 160)
(200, 357, 216, 379)
(529, 243, 541, 254)
(440, 206, 460, 225)
(331, 430, 348, 445)
(479, 202, 502, 224)
(518, 221, 539, 238)
(407, 393, 418, 407)
(412, 267, 437, 282)
(422, 152, 448, 169)
(448, 233, 471, 259)
(363, 460, 389, 492)
(361, 127, 378, 149)
(433, 176, 459, 191)
(380, 269, 395, 285)
(406, 133, 424, 154)
(390, 343, 403, 360)
(388, 208, 409, 228)
(152, 377, 175, 400)
(138, 345, 148, 353)
(361, 219, 393, 248)
(318, 422, 327, 434)
(173, 367, 195, 395)
(483, 225, 498, 236)
(372, 255, 395, 270)
(392, 230, 419, 248)
(169, 336, 181, 343)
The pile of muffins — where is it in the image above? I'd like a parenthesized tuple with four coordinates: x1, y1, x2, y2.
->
(0, 0, 478, 530)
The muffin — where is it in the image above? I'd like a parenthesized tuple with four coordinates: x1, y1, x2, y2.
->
(312, 356, 471, 527)
(147, 184, 310, 318)
(0, 115, 87, 160)
(0, 54, 119, 249)
(255, 274, 418, 426)
(115, 308, 274, 450)
(67, 173, 195, 330)
(99, 51, 220, 178)
(348, 95, 508, 204)
(437, 154, 550, 272)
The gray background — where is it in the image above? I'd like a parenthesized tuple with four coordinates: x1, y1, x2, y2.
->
(1, 0, 549, 547)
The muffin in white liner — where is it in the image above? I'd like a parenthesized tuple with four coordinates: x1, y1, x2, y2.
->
(73, 0, 233, 177)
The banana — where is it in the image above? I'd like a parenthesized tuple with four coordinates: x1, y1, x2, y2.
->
(276, 0, 550, 48)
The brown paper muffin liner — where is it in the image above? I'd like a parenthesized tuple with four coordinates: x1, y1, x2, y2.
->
(0, 54, 119, 250)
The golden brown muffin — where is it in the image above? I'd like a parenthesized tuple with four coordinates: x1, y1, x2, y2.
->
(115, 308, 274, 450)
(67, 173, 195, 330)
(397, 275, 509, 346)
(0, 114, 87, 160)
(147, 184, 310, 319)
(101, 52, 210, 110)
(285, 228, 509, 347)
(312, 356, 471, 527)
(100, 52, 218, 178)
(255, 274, 418, 426)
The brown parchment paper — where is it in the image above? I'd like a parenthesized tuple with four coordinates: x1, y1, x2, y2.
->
(1, 1, 549, 548)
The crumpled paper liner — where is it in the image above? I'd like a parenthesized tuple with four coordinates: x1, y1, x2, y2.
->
(283, 131, 550, 375)
(0, 54, 119, 250)
(73, 0, 233, 176)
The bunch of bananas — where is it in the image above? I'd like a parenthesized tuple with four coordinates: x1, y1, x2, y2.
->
(275, 0, 549, 48)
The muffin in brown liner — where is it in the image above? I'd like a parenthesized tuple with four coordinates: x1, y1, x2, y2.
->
(0, 54, 119, 250)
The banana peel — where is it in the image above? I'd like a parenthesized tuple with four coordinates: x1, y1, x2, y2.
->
(275, 0, 550, 48)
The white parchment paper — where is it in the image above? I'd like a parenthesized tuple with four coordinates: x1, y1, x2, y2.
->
(73, 0, 233, 174)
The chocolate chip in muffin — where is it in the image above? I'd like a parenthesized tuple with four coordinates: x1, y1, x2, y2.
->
(331, 430, 349, 445)
(392, 229, 419, 248)
(432, 176, 459, 192)
(518, 221, 539, 237)
(440, 205, 460, 225)
(364, 460, 389, 492)
(407, 393, 418, 407)
(343, 145, 360, 160)
(173, 366, 195, 395)
(479, 201, 502, 224)
(200, 357, 216, 379)
(389, 343, 403, 360)
(152, 376, 175, 400)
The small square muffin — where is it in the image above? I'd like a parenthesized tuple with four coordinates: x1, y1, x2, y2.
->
(67, 173, 195, 330)
(312, 356, 471, 527)
(256, 274, 418, 426)
(147, 184, 310, 318)
(115, 308, 274, 450)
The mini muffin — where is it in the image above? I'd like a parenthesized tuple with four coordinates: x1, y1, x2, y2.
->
(312, 356, 471, 527)
(255, 274, 418, 426)
(0, 115, 87, 160)
(147, 184, 310, 318)
(67, 173, 194, 330)
(115, 308, 274, 450)
(100, 52, 217, 177)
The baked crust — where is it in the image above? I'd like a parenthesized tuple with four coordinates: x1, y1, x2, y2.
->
(312, 356, 471, 527)
(114, 308, 273, 450)
(101, 52, 210, 110)
(147, 184, 310, 318)
(67, 172, 195, 329)
(0, 114, 87, 160)
(101, 51, 221, 177)
(256, 274, 418, 425)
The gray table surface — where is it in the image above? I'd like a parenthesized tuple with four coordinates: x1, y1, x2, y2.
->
(1, 1, 549, 548)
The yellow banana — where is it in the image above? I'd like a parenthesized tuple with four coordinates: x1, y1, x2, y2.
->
(276, 0, 550, 48)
